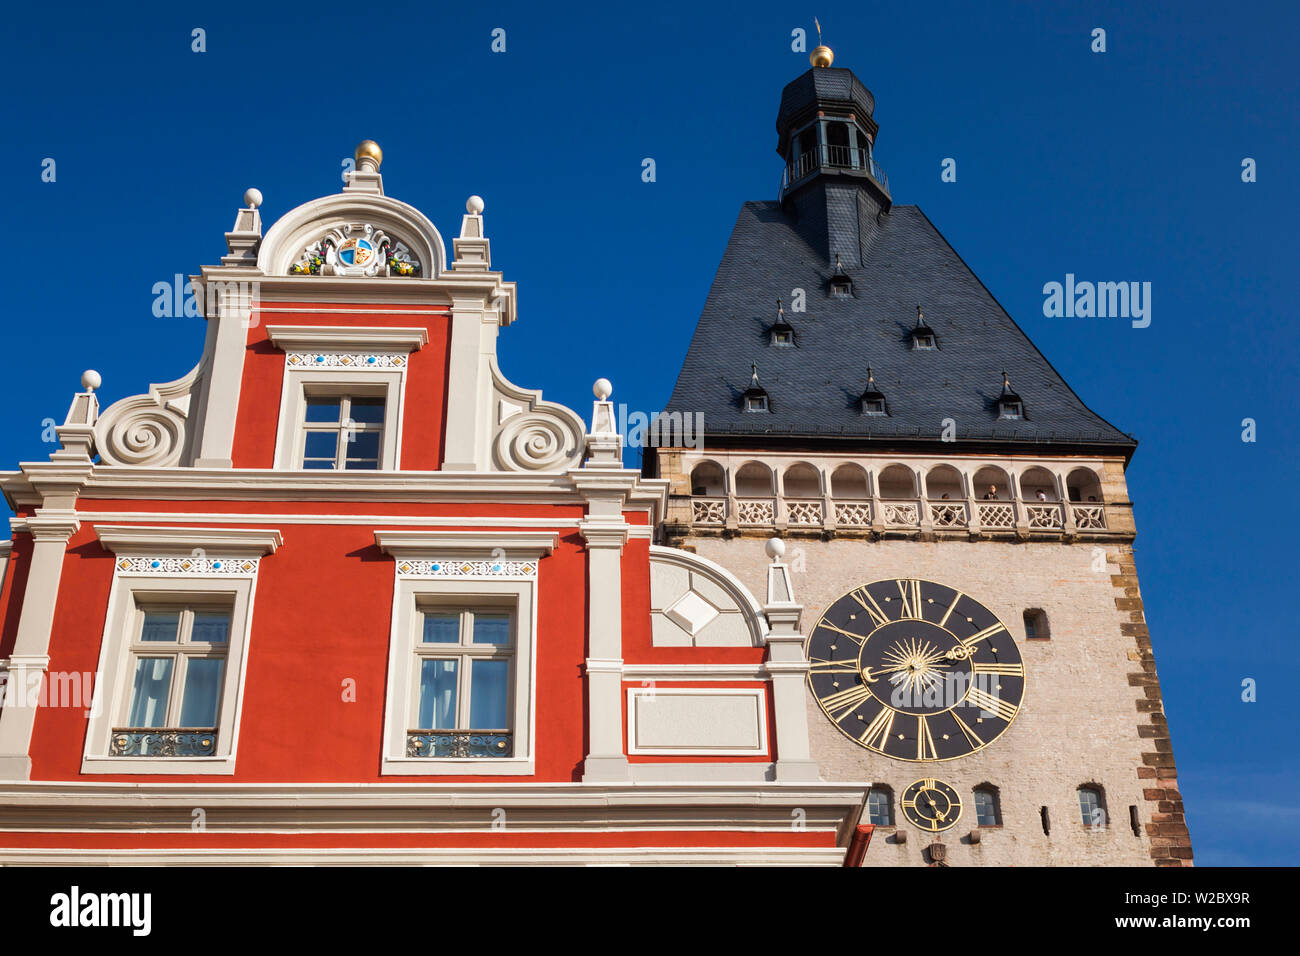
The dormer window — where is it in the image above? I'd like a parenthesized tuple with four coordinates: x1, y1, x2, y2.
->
(911, 305, 938, 350)
(768, 298, 795, 347)
(859, 367, 888, 417)
(742, 363, 770, 413)
(996, 371, 1025, 420)
(830, 256, 853, 297)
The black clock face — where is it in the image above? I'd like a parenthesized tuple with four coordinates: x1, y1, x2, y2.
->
(901, 778, 963, 832)
(806, 578, 1024, 761)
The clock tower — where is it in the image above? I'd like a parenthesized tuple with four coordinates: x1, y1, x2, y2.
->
(646, 47, 1193, 866)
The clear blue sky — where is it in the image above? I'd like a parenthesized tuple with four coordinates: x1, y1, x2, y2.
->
(3, 1, 1297, 864)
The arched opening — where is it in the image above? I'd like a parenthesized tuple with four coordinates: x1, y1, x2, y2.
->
(830, 463, 869, 498)
(689, 460, 725, 497)
(1066, 467, 1104, 504)
(877, 464, 917, 499)
(925, 464, 964, 500)
(972, 465, 1011, 501)
(1023, 608, 1051, 640)
(783, 462, 822, 498)
(865, 786, 894, 826)
(973, 784, 1002, 827)
(734, 461, 774, 497)
(1019, 466, 1059, 502)
(1078, 785, 1107, 827)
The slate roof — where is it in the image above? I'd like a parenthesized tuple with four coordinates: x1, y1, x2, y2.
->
(658, 200, 1136, 454)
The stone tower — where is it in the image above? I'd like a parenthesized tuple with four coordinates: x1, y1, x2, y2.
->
(645, 49, 1193, 866)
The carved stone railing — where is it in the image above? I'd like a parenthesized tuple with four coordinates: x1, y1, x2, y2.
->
(977, 502, 1015, 530)
(407, 731, 512, 758)
(691, 496, 727, 526)
(110, 729, 217, 756)
(881, 499, 921, 529)
(785, 498, 824, 526)
(736, 498, 777, 526)
(928, 500, 968, 529)
(835, 500, 872, 527)
(1026, 503, 1064, 530)
(1071, 504, 1107, 530)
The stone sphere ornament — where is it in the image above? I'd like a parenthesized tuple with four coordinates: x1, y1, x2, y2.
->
(765, 537, 786, 560)
(81, 370, 102, 392)
(593, 378, 613, 400)
(467, 195, 485, 214)
(243, 188, 263, 209)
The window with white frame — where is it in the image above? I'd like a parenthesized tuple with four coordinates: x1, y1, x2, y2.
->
(113, 599, 232, 756)
(408, 606, 515, 758)
(301, 389, 386, 470)
(86, 526, 279, 775)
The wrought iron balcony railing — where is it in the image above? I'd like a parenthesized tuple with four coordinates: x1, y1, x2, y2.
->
(779, 146, 890, 200)
(406, 730, 513, 758)
(110, 728, 217, 756)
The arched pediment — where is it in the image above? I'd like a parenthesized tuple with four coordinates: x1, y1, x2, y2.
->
(257, 193, 447, 278)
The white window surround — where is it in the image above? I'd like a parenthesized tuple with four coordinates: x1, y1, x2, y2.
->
(266, 325, 427, 471)
(374, 530, 555, 776)
(85, 527, 281, 775)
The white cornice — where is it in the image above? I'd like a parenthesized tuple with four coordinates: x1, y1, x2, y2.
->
(266, 325, 429, 352)
(95, 526, 283, 555)
(374, 529, 558, 558)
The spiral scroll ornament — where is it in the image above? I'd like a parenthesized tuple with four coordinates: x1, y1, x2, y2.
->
(493, 412, 582, 472)
(96, 403, 187, 466)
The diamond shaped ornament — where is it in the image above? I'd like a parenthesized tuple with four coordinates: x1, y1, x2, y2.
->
(664, 590, 719, 636)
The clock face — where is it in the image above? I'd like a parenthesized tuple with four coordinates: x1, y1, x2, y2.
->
(901, 778, 962, 832)
(806, 578, 1024, 761)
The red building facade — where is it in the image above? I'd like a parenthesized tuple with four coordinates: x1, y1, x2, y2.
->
(0, 144, 864, 864)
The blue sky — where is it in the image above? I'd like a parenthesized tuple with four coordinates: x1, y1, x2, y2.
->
(3, 1, 1297, 864)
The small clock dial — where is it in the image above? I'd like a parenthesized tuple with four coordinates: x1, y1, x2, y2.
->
(806, 578, 1025, 761)
(901, 778, 963, 832)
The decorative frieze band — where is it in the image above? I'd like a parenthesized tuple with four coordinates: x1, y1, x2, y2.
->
(393, 558, 537, 579)
(113, 555, 260, 576)
(285, 351, 407, 370)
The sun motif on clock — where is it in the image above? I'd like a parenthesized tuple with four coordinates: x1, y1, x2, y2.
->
(805, 578, 1025, 761)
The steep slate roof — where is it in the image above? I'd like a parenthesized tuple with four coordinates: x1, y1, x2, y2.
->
(660, 200, 1135, 453)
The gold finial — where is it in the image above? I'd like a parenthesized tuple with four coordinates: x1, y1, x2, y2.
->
(810, 17, 833, 67)
(354, 139, 383, 170)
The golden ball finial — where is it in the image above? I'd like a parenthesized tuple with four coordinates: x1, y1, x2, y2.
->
(810, 45, 834, 68)
(354, 140, 383, 169)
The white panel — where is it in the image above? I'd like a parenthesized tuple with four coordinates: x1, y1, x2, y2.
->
(627, 688, 768, 756)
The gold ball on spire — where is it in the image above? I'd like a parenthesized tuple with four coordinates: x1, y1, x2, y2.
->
(354, 140, 383, 168)
(810, 44, 834, 68)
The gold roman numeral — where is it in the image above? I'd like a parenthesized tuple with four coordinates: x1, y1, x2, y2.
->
(820, 685, 873, 720)
(939, 591, 964, 628)
(961, 623, 1007, 648)
(896, 579, 923, 619)
(816, 621, 867, 645)
(808, 659, 861, 675)
(952, 711, 985, 748)
(859, 706, 894, 750)
(971, 661, 1024, 677)
(849, 588, 890, 628)
(916, 717, 936, 760)
(966, 686, 1018, 721)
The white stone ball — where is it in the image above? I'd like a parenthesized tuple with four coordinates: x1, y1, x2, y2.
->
(81, 369, 102, 392)
(765, 537, 786, 559)
(244, 187, 263, 209)
(593, 378, 613, 400)
(466, 195, 485, 214)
